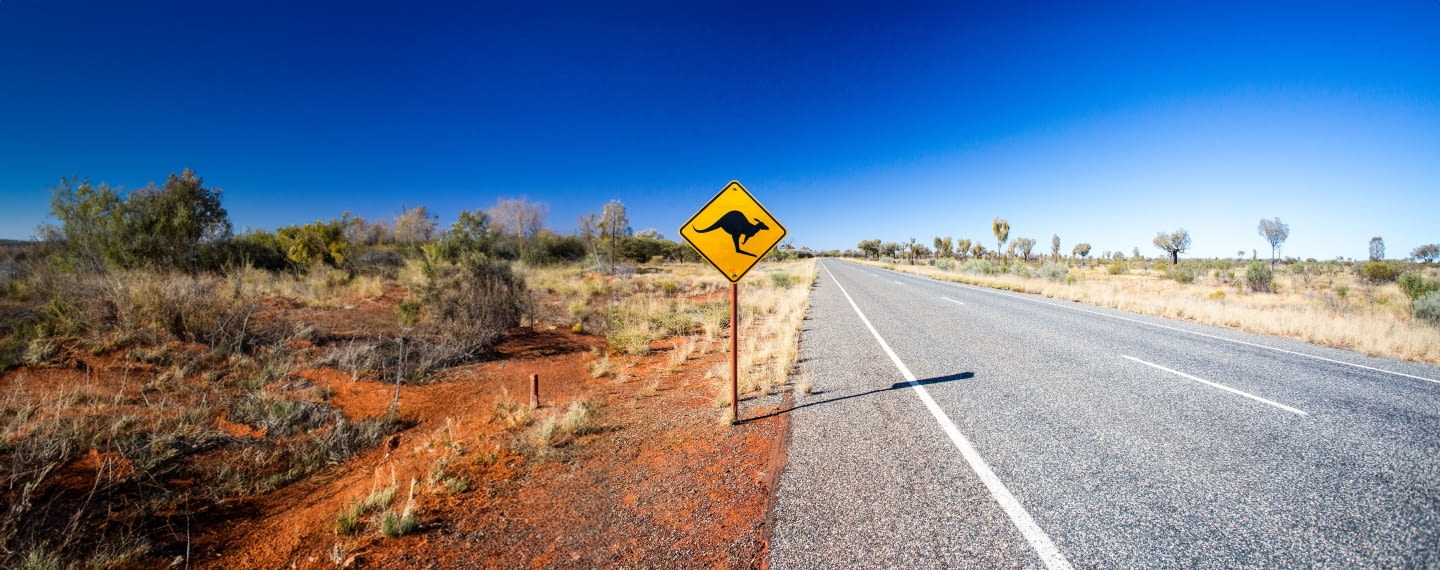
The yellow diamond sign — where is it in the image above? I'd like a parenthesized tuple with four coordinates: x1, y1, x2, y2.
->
(680, 180, 787, 283)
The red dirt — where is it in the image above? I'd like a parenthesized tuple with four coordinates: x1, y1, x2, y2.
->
(2, 284, 791, 568)
(190, 329, 789, 568)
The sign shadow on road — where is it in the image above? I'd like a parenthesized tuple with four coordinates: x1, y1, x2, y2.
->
(742, 371, 974, 423)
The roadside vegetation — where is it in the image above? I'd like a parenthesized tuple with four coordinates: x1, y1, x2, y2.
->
(0, 169, 812, 567)
(850, 220, 1440, 364)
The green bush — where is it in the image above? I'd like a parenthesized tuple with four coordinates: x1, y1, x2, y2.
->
(960, 260, 996, 275)
(1039, 263, 1069, 282)
(1398, 272, 1440, 302)
(1166, 263, 1197, 284)
(935, 258, 956, 271)
(1246, 261, 1274, 293)
(1107, 260, 1128, 275)
(42, 170, 232, 271)
(419, 255, 528, 361)
(769, 272, 795, 288)
(1415, 291, 1440, 325)
(1358, 261, 1398, 284)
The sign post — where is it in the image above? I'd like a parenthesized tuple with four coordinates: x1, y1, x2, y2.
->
(680, 181, 787, 423)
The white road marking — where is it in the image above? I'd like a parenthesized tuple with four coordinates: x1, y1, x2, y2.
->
(1122, 355, 1309, 416)
(822, 262, 1074, 570)
(941, 297, 965, 305)
(894, 280, 904, 285)
(911, 269, 1440, 385)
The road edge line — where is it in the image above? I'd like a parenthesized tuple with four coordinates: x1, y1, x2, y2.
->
(821, 261, 1074, 570)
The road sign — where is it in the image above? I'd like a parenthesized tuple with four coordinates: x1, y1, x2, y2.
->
(680, 180, 787, 283)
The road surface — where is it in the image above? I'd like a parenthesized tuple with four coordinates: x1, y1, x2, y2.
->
(769, 259, 1440, 568)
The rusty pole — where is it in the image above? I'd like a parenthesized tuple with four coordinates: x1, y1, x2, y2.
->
(529, 373, 540, 410)
(730, 282, 739, 424)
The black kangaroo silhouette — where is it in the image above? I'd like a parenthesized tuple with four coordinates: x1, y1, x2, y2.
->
(692, 210, 770, 257)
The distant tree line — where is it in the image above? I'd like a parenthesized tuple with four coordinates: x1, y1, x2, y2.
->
(38, 169, 709, 275)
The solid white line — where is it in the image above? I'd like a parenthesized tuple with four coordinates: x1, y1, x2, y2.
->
(1121, 355, 1309, 416)
(925, 273, 1440, 385)
(941, 296, 965, 305)
(822, 262, 1073, 570)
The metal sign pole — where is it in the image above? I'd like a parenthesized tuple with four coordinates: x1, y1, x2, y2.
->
(730, 282, 739, 424)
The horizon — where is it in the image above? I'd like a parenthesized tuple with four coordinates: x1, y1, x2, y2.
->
(2, 2, 1436, 261)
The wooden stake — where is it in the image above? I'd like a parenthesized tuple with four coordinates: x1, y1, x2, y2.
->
(529, 373, 540, 410)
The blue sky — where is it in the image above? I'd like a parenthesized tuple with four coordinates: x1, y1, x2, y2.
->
(2, 1, 1436, 261)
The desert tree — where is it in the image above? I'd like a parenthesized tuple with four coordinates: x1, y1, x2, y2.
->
(598, 200, 629, 273)
(1072, 242, 1092, 265)
(1051, 234, 1061, 261)
(970, 243, 988, 259)
(857, 239, 882, 260)
(1369, 237, 1385, 261)
(1413, 244, 1439, 264)
(441, 209, 495, 259)
(393, 205, 438, 245)
(43, 169, 231, 271)
(488, 197, 548, 240)
(934, 236, 953, 258)
(577, 212, 600, 262)
(955, 238, 972, 260)
(992, 217, 1010, 261)
(908, 241, 931, 264)
(1257, 217, 1289, 266)
(1014, 237, 1036, 261)
(1153, 228, 1192, 265)
(1132, 247, 1142, 261)
(880, 242, 901, 259)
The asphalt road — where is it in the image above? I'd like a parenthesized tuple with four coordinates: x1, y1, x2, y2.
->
(768, 259, 1440, 568)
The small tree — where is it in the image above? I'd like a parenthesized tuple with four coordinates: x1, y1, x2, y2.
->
(857, 239, 881, 260)
(1153, 228, 1192, 264)
(1051, 234, 1061, 261)
(1257, 217, 1289, 266)
(393, 205, 438, 245)
(992, 217, 1010, 261)
(1014, 237, 1036, 261)
(970, 243, 987, 259)
(1410, 244, 1437, 264)
(934, 236, 953, 259)
(598, 200, 629, 273)
(1072, 243, 1091, 265)
(1369, 237, 1385, 261)
(43, 169, 231, 271)
(956, 238, 972, 260)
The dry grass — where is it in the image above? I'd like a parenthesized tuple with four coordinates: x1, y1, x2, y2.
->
(860, 259, 1440, 364)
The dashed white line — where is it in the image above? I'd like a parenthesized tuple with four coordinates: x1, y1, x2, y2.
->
(941, 296, 965, 305)
(1122, 355, 1309, 416)
(903, 268, 1440, 386)
(822, 262, 1073, 570)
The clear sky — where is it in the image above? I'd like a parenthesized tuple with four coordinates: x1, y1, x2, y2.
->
(2, 1, 1436, 261)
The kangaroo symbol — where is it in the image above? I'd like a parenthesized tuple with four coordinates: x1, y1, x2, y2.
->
(693, 210, 770, 257)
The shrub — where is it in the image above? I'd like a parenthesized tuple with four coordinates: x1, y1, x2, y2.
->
(1107, 260, 1128, 275)
(1246, 261, 1274, 293)
(1398, 272, 1440, 303)
(769, 272, 795, 288)
(1039, 262, 1069, 282)
(1166, 264, 1197, 284)
(1415, 291, 1440, 324)
(1358, 261, 1398, 284)
(935, 258, 955, 271)
(419, 255, 528, 361)
(960, 260, 995, 275)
